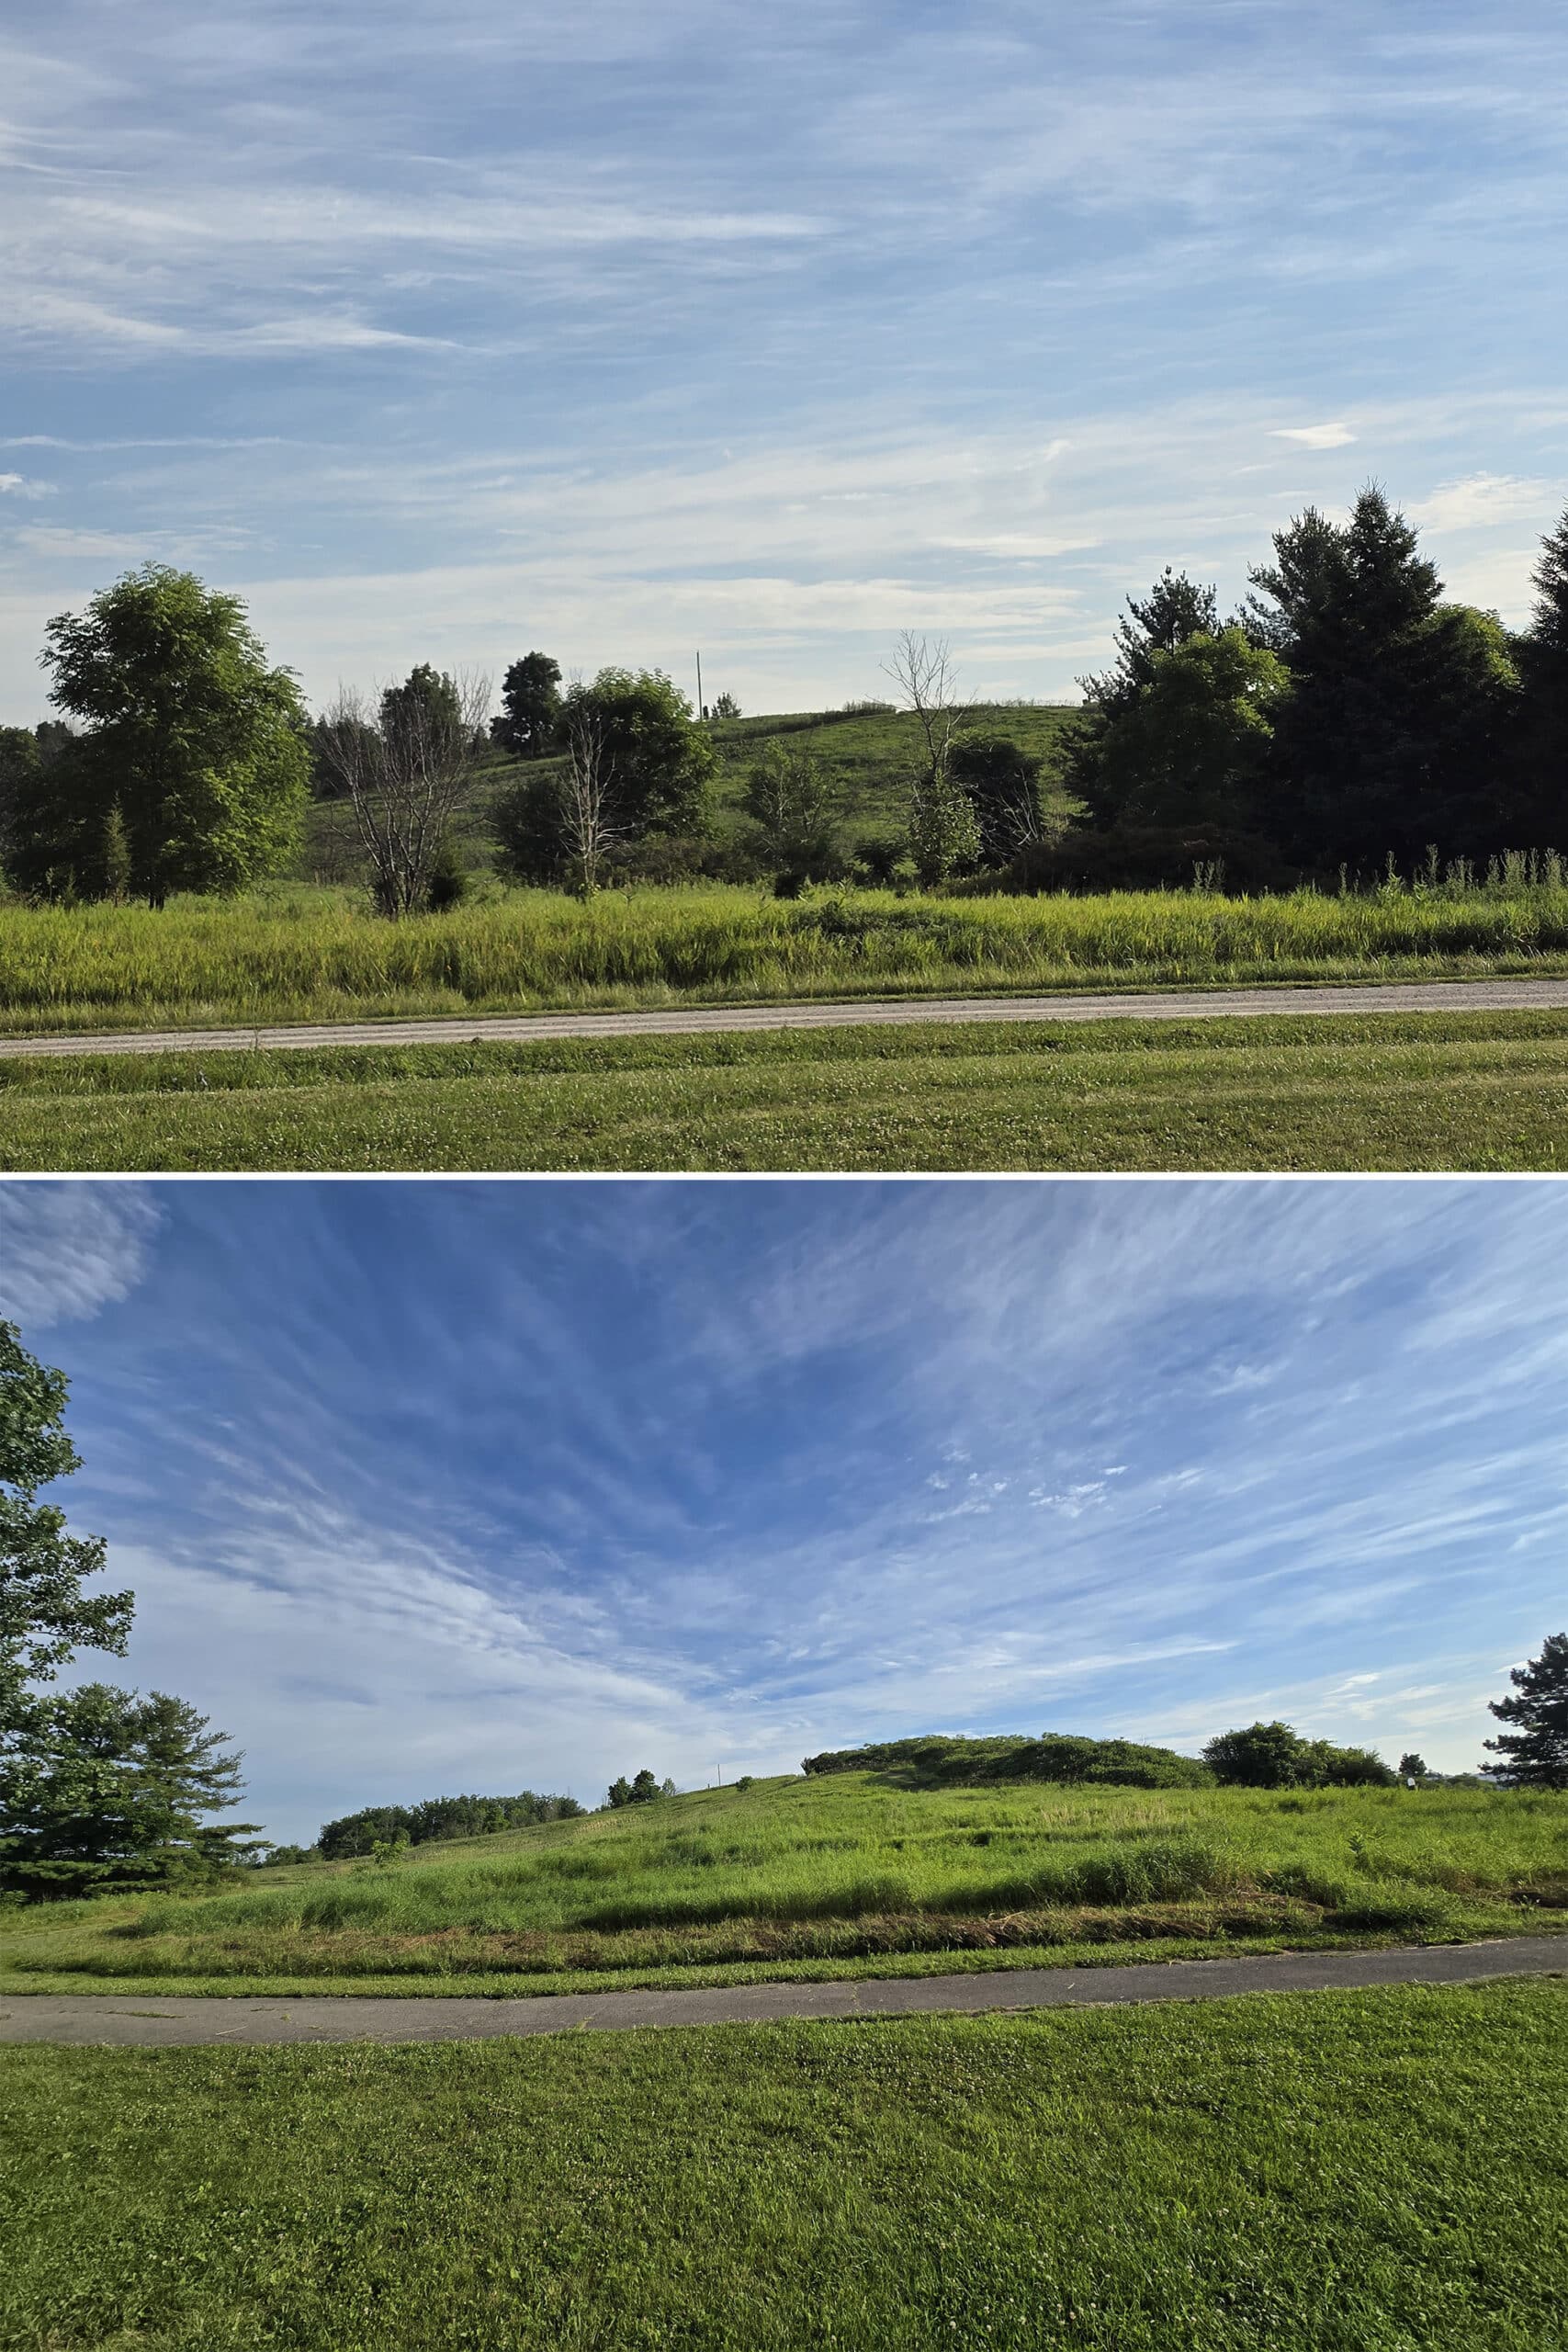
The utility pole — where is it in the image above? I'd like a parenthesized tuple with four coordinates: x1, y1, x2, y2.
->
(695, 650, 705, 721)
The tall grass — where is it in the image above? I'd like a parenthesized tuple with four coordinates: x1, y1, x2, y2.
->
(10, 877, 1568, 1035)
(5, 1776, 1562, 1984)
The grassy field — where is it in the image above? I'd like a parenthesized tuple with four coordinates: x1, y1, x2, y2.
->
(9, 1009, 1568, 1171)
(9, 881, 1568, 1041)
(5, 1775, 1562, 2000)
(299, 702, 1087, 881)
(3, 1980, 1565, 2349)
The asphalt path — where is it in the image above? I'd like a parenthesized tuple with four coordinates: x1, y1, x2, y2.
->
(2, 1935, 1562, 2045)
(7, 975, 1568, 1061)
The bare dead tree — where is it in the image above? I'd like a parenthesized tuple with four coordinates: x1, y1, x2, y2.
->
(554, 702, 623, 897)
(315, 669, 491, 917)
(882, 632, 968, 786)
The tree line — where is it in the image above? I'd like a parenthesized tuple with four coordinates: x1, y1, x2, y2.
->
(2, 485, 1563, 912)
(802, 1665, 1568, 1793)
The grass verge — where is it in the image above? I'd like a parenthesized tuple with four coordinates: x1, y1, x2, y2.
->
(3, 1980, 1565, 2350)
(7, 1009, 1568, 1170)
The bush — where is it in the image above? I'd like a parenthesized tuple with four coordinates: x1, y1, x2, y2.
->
(800, 1731, 1213, 1791)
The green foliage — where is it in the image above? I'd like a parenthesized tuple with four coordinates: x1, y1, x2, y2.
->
(905, 767, 982, 886)
(948, 730, 1045, 865)
(1084, 629, 1290, 831)
(491, 651, 561, 758)
(0, 1320, 131, 1733)
(1081, 567, 1223, 718)
(1399, 1753, 1430, 1781)
(317, 1790, 581, 1859)
(0, 1680, 258, 1898)
(1514, 508, 1568, 836)
(1483, 1632, 1568, 1790)
(801, 1732, 1213, 1790)
(607, 1770, 668, 1808)
(492, 668, 716, 881)
(1246, 488, 1521, 865)
(379, 663, 463, 751)
(742, 741, 840, 884)
(423, 834, 468, 911)
(1203, 1721, 1398, 1789)
(18, 564, 308, 903)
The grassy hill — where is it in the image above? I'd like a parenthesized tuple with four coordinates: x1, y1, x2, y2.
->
(297, 701, 1085, 884)
(5, 1769, 1562, 1998)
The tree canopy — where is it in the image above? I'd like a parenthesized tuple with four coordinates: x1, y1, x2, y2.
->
(491, 652, 562, 758)
(15, 564, 309, 903)
(1482, 1632, 1568, 1790)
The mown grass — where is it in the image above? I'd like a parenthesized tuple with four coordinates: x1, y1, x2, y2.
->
(5, 1777, 1562, 1998)
(3, 1981, 1565, 2350)
(10, 880, 1568, 1038)
(9, 1010, 1568, 1171)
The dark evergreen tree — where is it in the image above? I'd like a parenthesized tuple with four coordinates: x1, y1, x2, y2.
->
(1513, 510, 1568, 840)
(0, 1683, 259, 1897)
(491, 652, 563, 758)
(1482, 1631, 1568, 1789)
(1081, 570, 1222, 718)
(1245, 486, 1518, 865)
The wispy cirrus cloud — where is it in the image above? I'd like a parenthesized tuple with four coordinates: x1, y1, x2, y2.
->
(0, 1182, 164, 1329)
(2, 2, 1566, 716)
(15, 1178, 1565, 1838)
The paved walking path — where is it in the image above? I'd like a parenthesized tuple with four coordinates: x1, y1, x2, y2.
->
(2, 1936, 1561, 2046)
(7, 976, 1568, 1061)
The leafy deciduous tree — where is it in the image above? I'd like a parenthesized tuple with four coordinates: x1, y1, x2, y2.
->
(18, 565, 308, 903)
(491, 652, 562, 759)
(1083, 628, 1291, 831)
(743, 741, 840, 884)
(0, 1321, 132, 1738)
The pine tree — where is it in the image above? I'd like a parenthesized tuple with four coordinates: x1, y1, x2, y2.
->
(1482, 1632, 1568, 1789)
(1514, 509, 1568, 837)
(0, 1683, 259, 1897)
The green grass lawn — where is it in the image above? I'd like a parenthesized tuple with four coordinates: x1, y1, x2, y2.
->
(3, 1980, 1564, 2350)
(5, 1775, 1562, 2001)
(10, 880, 1568, 1041)
(8, 1010, 1568, 1170)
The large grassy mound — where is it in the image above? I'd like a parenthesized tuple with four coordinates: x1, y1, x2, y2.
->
(3, 1982, 1565, 2348)
(5, 1773, 1562, 1998)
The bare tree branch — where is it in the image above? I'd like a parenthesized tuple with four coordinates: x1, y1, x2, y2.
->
(315, 670, 491, 917)
(554, 701, 624, 897)
(882, 632, 968, 785)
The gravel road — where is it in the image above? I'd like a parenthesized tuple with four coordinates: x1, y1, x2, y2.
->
(6, 976, 1568, 1060)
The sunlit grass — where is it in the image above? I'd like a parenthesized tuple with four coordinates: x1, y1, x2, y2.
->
(9, 879, 1568, 1036)
(8, 1009, 1568, 1171)
(4, 1775, 1562, 1995)
(3, 1983, 1565, 2348)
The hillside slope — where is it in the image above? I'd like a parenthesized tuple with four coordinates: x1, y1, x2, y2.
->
(3, 1770, 1562, 1996)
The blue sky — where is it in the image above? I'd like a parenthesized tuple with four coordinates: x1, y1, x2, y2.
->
(4, 1, 1567, 720)
(1, 1177, 1562, 1841)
